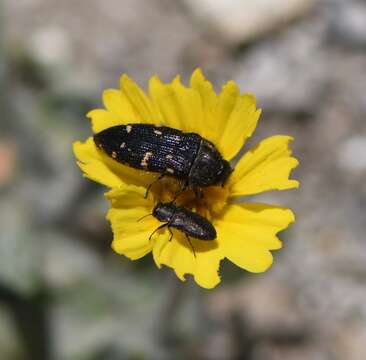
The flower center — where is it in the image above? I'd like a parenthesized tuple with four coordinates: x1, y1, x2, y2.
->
(152, 177, 229, 222)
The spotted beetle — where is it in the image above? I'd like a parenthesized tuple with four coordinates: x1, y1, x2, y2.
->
(94, 124, 232, 196)
(146, 202, 216, 256)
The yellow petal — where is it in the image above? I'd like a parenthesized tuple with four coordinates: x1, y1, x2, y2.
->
(87, 89, 143, 133)
(170, 76, 205, 135)
(189, 69, 218, 142)
(73, 137, 153, 188)
(152, 231, 223, 289)
(148, 75, 185, 130)
(120, 74, 161, 124)
(213, 81, 240, 148)
(152, 233, 195, 278)
(103, 89, 136, 121)
(106, 185, 156, 260)
(149, 74, 205, 134)
(218, 93, 261, 160)
(111, 230, 153, 260)
(229, 135, 299, 197)
(105, 185, 152, 208)
(217, 203, 295, 272)
(87, 109, 121, 134)
(193, 240, 223, 289)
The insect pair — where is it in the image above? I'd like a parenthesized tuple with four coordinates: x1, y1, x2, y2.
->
(94, 123, 232, 255)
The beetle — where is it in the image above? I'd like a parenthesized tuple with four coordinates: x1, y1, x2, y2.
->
(140, 202, 217, 257)
(94, 124, 232, 197)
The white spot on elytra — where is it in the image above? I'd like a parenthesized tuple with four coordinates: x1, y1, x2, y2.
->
(166, 168, 174, 174)
(120, 142, 126, 149)
(154, 130, 162, 135)
(141, 152, 153, 167)
(126, 125, 132, 133)
(166, 154, 173, 160)
(111, 151, 117, 159)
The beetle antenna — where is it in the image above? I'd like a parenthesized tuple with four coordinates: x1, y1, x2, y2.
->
(145, 174, 165, 199)
(137, 213, 153, 222)
(172, 181, 188, 202)
(185, 234, 196, 258)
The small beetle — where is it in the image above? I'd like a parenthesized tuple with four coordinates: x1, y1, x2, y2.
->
(94, 124, 232, 196)
(144, 202, 216, 256)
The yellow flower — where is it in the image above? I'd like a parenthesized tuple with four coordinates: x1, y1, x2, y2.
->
(73, 69, 299, 289)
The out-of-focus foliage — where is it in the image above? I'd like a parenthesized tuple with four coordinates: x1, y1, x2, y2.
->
(1, 0, 366, 359)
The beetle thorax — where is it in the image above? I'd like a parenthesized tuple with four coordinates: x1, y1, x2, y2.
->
(153, 202, 176, 222)
(190, 140, 233, 187)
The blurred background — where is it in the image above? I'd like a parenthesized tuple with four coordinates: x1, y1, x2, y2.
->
(1, 0, 366, 359)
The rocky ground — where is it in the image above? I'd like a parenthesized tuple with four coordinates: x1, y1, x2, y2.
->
(1, 0, 366, 359)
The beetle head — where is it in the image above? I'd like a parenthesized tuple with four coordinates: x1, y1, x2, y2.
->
(153, 202, 176, 223)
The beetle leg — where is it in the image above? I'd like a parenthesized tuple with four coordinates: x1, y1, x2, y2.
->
(149, 223, 167, 241)
(167, 227, 173, 242)
(145, 174, 165, 198)
(185, 234, 196, 258)
(193, 186, 203, 200)
(172, 181, 188, 202)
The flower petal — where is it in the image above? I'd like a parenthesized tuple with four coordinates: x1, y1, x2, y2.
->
(106, 186, 157, 260)
(229, 135, 299, 197)
(213, 80, 240, 148)
(149, 75, 185, 130)
(87, 109, 121, 134)
(189, 69, 218, 142)
(149, 74, 204, 134)
(152, 231, 223, 289)
(73, 137, 153, 188)
(103, 89, 137, 122)
(120, 74, 161, 124)
(217, 203, 295, 272)
(87, 89, 145, 133)
(218, 93, 261, 160)
(193, 240, 223, 289)
(152, 233, 196, 277)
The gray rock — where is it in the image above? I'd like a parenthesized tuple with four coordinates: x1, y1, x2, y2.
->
(183, 0, 316, 45)
(329, 0, 366, 48)
(4, 0, 200, 93)
(233, 18, 330, 114)
(338, 136, 366, 174)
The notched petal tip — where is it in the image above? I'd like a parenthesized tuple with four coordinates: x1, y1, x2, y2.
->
(241, 92, 257, 104)
(217, 203, 294, 273)
(190, 68, 205, 84)
(230, 135, 300, 196)
(174, 269, 187, 282)
(171, 74, 181, 84)
(194, 271, 221, 289)
(221, 80, 240, 96)
(149, 74, 163, 87)
(111, 239, 152, 261)
(86, 109, 97, 119)
(72, 140, 82, 153)
(285, 208, 296, 224)
(119, 73, 131, 87)
(247, 251, 274, 273)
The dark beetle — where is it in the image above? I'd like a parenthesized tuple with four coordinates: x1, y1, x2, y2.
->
(147, 202, 216, 256)
(94, 124, 232, 195)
